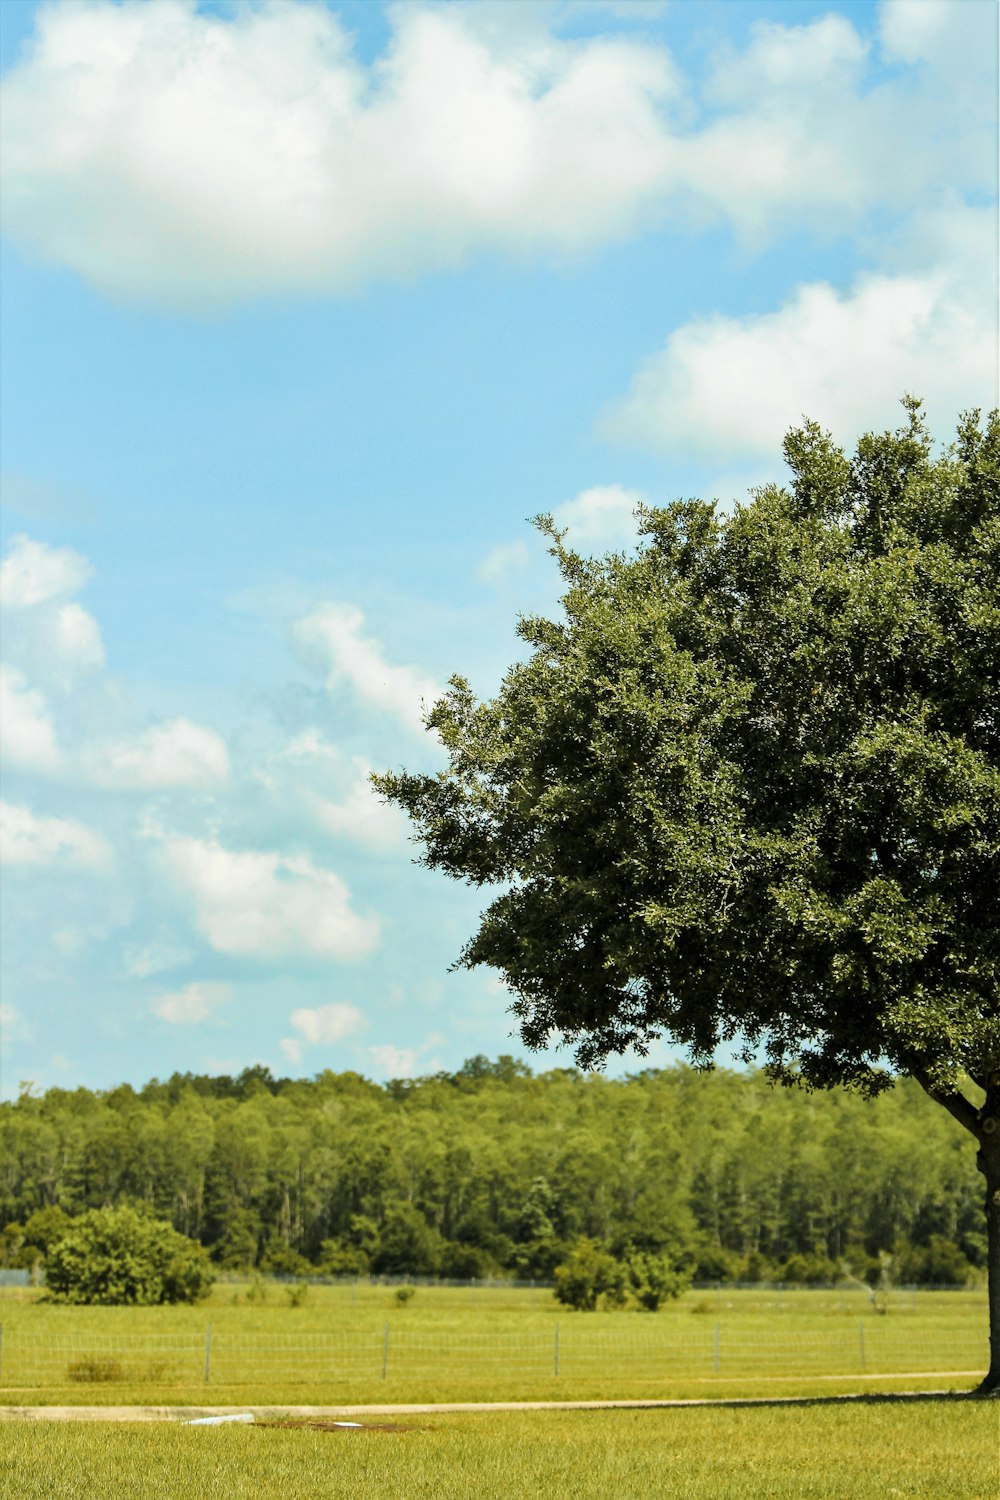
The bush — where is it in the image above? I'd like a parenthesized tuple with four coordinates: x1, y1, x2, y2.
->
(625, 1249, 690, 1310)
(779, 1252, 839, 1286)
(44, 1206, 214, 1305)
(439, 1242, 497, 1281)
(258, 1244, 313, 1277)
(554, 1239, 627, 1311)
(896, 1235, 977, 1286)
(394, 1284, 416, 1305)
(316, 1237, 370, 1276)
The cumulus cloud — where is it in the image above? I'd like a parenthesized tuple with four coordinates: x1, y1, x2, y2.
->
(0, 665, 62, 773)
(308, 762, 410, 855)
(294, 603, 440, 734)
(157, 831, 378, 961)
(2, 2, 991, 309)
(288, 1002, 366, 1044)
(84, 717, 230, 789)
(552, 484, 646, 550)
(0, 799, 112, 870)
(279, 1000, 366, 1068)
(603, 262, 997, 463)
(1, 534, 105, 682)
(0, 534, 91, 608)
(50, 604, 106, 674)
(368, 1043, 419, 1080)
(0, 0, 677, 308)
(151, 979, 231, 1025)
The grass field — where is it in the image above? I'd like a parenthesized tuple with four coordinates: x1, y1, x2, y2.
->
(2, 1401, 997, 1499)
(0, 1282, 987, 1407)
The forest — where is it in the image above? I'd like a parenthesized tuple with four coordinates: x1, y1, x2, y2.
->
(0, 1061, 983, 1287)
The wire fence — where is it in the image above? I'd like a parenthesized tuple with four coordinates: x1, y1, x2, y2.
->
(0, 1320, 985, 1390)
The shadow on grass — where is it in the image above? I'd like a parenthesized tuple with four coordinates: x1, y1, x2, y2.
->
(640, 1388, 993, 1412)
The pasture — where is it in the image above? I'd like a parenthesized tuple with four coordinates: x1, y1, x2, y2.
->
(0, 1281, 987, 1407)
(2, 1401, 997, 1499)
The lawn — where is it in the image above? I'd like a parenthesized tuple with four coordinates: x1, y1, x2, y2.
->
(2, 1401, 997, 1499)
(0, 1282, 987, 1407)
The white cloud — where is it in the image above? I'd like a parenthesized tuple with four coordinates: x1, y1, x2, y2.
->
(0, 799, 112, 870)
(0, 1, 677, 308)
(879, 0, 969, 64)
(288, 1002, 366, 1045)
(552, 484, 646, 550)
(0, 534, 91, 608)
(294, 603, 440, 734)
(157, 831, 378, 961)
(368, 1043, 419, 1080)
(478, 539, 533, 585)
(124, 938, 196, 979)
(4, 2, 990, 309)
(0, 665, 62, 773)
(151, 980, 231, 1025)
(603, 264, 996, 463)
(51, 603, 106, 673)
(279, 1037, 303, 1067)
(308, 761, 410, 855)
(84, 717, 230, 789)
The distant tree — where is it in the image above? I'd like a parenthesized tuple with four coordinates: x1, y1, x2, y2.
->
(371, 1203, 444, 1277)
(377, 402, 1000, 1391)
(44, 1205, 214, 1305)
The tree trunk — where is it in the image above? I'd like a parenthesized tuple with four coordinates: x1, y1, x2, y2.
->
(915, 1072, 998, 1397)
(977, 1123, 1000, 1396)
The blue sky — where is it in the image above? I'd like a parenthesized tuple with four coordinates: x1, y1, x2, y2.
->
(1, 0, 997, 1096)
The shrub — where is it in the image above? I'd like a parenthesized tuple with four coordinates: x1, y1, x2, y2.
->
(66, 1355, 124, 1383)
(896, 1235, 977, 1286)
(285, 1280, 310, 1307)
(245, 1273, 268, 1304)
(44, 1206, 214, 1305)
(779, 1252, 839, 1286)
(259, 1244, 313, 1277)
(439, 1242, 497, 1281)
(394, 1284, 416, 1305)
(317, 1237, 370, 1276)
(625, 1249, 690, 1310)
(554, 1239, 627, 1311)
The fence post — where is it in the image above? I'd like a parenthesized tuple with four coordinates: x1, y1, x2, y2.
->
(858, 1321, 866, 1374)
(713, 1321, 720, 1375)
(554, 1323, 559, 1378)
(381, 1321, 389, 1380)
(204, 1322, 211, 1384)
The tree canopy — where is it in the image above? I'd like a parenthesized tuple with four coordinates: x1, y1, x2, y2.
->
(376, 401, 1000, 1386)
(0, 1064, 981, 1289)
(43, 1205, 214, 1305)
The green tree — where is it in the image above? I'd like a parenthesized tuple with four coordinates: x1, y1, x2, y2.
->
(44, 1205, 214, 1304)
(376, 402, 1000, 1391)
(554, 1238, 627, 1310)
(624, 1248, 690, 1310)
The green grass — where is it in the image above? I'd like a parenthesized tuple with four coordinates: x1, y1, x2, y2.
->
(1, 1401, 997, 1499)
(0, 1283, 987, 1407)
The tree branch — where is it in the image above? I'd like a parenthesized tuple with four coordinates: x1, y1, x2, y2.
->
(913, 1069, 981, 1137)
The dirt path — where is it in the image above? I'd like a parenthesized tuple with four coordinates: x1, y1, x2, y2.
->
(0, 1378, 981, 1423)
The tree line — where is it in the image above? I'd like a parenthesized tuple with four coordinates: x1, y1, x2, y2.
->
(0, 1060, 982, 1286)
